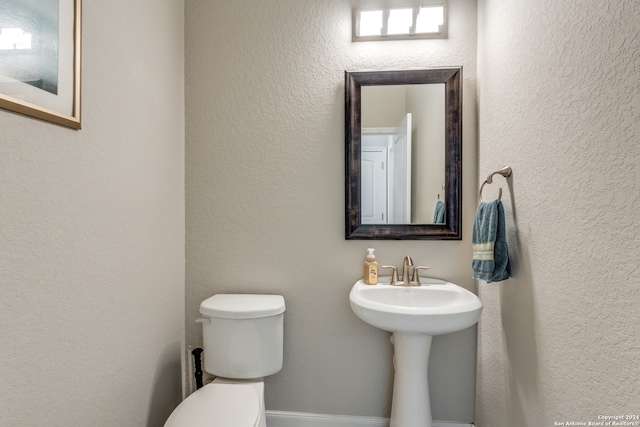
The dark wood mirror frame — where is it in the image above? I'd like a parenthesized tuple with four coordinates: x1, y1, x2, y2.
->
(345, 67, 462, 240)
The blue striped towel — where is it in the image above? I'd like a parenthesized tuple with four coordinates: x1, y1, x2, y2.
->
(433, 200, 445, 224)
(472, 200, 510, 283)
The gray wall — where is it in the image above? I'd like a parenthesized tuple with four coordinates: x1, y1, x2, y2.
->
(186, 0, 478, 422)
(0, 1, 185, 426)
(477, 1, 640, 425)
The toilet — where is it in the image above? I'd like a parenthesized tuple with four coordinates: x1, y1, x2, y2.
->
(164, 294, 285, 427)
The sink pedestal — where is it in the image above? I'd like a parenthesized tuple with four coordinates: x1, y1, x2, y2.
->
(390, 332, 433, 427)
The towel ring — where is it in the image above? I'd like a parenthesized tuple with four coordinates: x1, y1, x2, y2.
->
(479, 166, 512, 202)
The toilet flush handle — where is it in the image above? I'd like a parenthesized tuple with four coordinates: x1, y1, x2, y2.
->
(195, 318, 210, 324)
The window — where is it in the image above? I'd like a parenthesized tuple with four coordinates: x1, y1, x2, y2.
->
(353, 3, 446, 42)
(0, 28, 32, 50)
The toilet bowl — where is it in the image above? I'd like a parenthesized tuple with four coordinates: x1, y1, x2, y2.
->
(164, 379, 265, 427)
(163, 294, 285, 427)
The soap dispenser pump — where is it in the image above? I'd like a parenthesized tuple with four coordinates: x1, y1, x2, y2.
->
(363, 248, 378, 285)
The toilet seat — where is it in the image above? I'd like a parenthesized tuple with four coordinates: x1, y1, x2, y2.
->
(163, 383, 260, 427)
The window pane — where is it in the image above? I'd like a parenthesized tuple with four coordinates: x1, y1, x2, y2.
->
(416, 6, 444, 33)
(388, 8, 413, 35)
(359, 10, 383, 36)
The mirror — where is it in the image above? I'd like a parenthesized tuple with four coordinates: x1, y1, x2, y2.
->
(345, 67, 462, 240)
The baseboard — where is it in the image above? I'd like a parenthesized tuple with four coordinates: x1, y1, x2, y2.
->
(266, 410, 473, 427)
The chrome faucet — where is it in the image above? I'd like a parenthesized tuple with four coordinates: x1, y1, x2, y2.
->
(401, 256, 413, 285)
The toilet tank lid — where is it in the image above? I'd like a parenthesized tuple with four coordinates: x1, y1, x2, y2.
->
(200, 294, 285, 319)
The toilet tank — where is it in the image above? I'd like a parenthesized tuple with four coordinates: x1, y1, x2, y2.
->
(199, 294, 285, 379)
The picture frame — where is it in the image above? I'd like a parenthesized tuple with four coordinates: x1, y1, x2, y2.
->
(0, 0, 81, 129)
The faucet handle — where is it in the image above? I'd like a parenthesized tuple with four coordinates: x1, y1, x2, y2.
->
(410, 266, 431, 286)
(380, 265, 401, 286)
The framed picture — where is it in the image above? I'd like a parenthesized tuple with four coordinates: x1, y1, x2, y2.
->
(0, 0, 81, 129)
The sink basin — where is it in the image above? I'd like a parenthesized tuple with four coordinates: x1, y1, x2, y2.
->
(349, 277, 482, 427)
(349, 277, 482, 335)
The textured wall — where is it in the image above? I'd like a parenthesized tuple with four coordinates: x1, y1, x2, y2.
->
(476, 1, 640, 425)
(0, 1, 185, 426)
(186, 0, 478, 422)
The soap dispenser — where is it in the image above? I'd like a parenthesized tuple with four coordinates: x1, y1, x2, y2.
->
(363, 248, 378, 285)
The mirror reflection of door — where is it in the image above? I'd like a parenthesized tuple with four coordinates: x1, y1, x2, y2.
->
(361, 114, 412, 224)
(361, 146, 386, 224)
(391, 114, 411, 224)
(361, 84, 445, 224)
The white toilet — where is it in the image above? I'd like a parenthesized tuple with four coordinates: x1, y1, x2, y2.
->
(164, 294, 285, 427)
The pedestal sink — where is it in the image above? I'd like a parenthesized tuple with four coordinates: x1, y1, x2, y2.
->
(349, 277, 482, 427)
